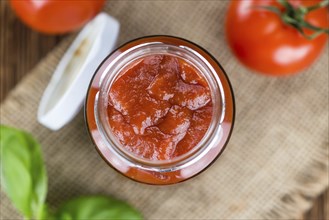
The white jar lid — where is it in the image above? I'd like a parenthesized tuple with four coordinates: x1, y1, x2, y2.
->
(37, 13, 120, 130)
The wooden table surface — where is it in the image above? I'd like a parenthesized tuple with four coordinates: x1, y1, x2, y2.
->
(0, 1, 328, 219)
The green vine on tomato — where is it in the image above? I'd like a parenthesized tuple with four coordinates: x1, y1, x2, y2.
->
(259, 0, 329, 39)
(226, 0, 329, 76)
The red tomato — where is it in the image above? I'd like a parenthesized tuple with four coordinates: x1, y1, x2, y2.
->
(9, 0, 105, 34)
(225, 0, 328, 76)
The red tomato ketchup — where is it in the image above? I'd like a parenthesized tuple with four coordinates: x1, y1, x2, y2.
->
(108, 55, 212, 160)
(85, 36, 235, 184)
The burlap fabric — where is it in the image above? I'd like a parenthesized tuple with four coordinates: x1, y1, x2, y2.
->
(1, 1, 328, 219)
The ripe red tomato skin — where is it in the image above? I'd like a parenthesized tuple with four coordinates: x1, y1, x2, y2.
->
(9, 0, 105, 34)
(225, 0, 328, 76)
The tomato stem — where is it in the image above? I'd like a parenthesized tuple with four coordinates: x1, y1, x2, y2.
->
(257, 0, 329, 40)
(304, 0, 329, 12)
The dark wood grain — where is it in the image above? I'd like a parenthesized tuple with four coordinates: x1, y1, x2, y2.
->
(0, 0, 64, 101)
(304, 190, 329, 220)
(0, 1, 327, 219)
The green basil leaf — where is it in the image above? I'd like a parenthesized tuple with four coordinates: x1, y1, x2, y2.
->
(56, 196, 143, 220)
(40, 204, 54, 220)
(0, 125, 47, 219)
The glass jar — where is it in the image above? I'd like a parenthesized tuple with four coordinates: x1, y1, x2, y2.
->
(85, 36, 235, 185)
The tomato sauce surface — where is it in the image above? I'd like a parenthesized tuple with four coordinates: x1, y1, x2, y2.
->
(107, 55, 213, 160)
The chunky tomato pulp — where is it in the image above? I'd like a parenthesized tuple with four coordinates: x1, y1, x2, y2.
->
(108, 55, 212, 160)
(86, 36, 234, 184)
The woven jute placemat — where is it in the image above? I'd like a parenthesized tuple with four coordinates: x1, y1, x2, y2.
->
(1, 1, 328, 219)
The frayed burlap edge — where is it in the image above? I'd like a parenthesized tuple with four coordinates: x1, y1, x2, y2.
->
(264, 141, 328, 219)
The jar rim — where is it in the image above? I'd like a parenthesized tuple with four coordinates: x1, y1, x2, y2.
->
(92, 36, 231, 172)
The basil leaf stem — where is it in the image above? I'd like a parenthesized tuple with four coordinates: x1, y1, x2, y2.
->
(1, 125, 143, 220)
